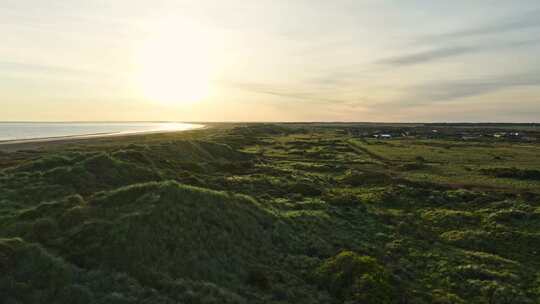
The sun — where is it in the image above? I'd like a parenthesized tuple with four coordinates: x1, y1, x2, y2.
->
(134, 20, 214, 104)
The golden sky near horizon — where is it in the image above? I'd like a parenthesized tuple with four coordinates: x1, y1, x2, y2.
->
(1, 1, 540, 122)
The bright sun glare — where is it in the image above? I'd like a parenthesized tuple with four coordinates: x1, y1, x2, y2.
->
(135, 20, 214, 104)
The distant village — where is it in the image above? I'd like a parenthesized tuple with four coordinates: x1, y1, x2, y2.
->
(344, 125, 539, 142)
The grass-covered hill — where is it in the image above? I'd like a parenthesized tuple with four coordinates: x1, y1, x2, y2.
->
(1, 124, 540, 303)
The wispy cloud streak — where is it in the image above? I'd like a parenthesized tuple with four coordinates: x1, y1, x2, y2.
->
(230, 81, 372, 105)
(429, 10, 540, 41)
(396, 72, 540, 106)
(0, 61, 87, 75)
(377, 46, 473, 66)
(378, 39, 540, 67)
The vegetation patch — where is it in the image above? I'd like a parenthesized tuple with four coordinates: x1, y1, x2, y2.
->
(313, 251, 397, 303)
(1, 124, 540, 303)
(481, 167, 540, 180)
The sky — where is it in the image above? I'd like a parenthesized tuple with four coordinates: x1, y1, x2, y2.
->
(1, 0, 540, 122)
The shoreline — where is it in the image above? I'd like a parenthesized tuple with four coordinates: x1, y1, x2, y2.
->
(0, 124, 207, 151)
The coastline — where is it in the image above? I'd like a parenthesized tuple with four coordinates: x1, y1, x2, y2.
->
(0, 124, 207, 152)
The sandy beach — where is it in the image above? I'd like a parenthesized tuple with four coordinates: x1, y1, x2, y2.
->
(0, 123, 207, 152)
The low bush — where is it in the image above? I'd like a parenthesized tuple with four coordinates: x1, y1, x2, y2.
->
(481, 167, 540, 180)
(289, 182, 322, 197)
(341, 170, 393, 187)
(421, 209, 479, 229)
(400, 161, 429, 171)
(31, 217, 59, 243)
(313, 251, 396, 303)
(323, 192, 365, 209)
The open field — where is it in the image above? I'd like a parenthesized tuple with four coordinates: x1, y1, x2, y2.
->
(1, 123, 540, 303)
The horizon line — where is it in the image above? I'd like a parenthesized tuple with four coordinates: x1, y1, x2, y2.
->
(0, 121, 539, 125)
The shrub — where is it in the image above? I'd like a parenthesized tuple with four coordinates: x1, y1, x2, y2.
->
(289, 182, 322, 197)
(9, 155, 73, 173)
(323, 192, 365, 209)
(313, 251, 396, 303)
(43, 153, 160, 195)
(431, 289, 465, 304)
(246, 268, 270, 290)
(341, 170, 392, 187)
(399, 162, 427, 171)
(65, 181, 277, 289)
(60, 205, 91, 229)
(421, 209, 479, 229)
(481, 167, 540, 181)
(31, 217, 59, 243)
(0, 238, 73, 302)
(58, 284, 94, 304)
(488, 209, 529, 223)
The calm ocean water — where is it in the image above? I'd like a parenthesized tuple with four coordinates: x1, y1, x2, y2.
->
(0, 122, 204, 141)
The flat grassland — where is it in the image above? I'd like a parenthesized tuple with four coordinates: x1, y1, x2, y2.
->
(1, 123, 540, 303)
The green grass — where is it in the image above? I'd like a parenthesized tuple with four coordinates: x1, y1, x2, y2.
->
(1, 123, 540, 303)
(350, 138, 540, 193)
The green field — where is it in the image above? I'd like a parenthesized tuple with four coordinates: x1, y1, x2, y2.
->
(1, 123, 540, 303)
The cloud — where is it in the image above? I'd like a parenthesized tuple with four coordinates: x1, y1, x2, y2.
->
(397, 72, 540, 106)
(0, 61, 87, 75)
(0, 61, 119, 87)
(429, 9, 540, 41)
(374, 10, 540, 67)
(377, 39, 540, 67)
(230, 70, 540, 113)
(377, 46, 473, 66)
(231, 82, 356, 104)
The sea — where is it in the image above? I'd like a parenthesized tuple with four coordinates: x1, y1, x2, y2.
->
(0, 122, 204, 142)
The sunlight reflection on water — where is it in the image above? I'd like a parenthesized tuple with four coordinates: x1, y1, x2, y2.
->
(0, 122, 204, 141)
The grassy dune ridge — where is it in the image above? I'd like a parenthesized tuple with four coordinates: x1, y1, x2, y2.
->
(1, 123, 540, 303)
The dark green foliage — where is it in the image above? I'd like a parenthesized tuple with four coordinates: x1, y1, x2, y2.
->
(246, 268, 270, 290)
(341, 170, 393, 186)
(481, 167, 540, 180)
(50, 153, 160, 194)
(31, 217, 59, 243)
(314, 251, 396, 303)
(400, 162, 428, 171)
(323, 192, 363, 208)
(9, 154, 74, 173)
(0, 238, 72, 303)
(0, 238, 248, 303)
(1, 124, 540, 303)
(289, 182, 322, 196)
(68, 181, 277, 288)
